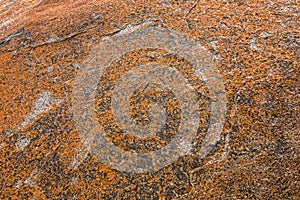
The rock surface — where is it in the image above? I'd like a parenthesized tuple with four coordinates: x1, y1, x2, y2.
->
(0, 0, 299, 199)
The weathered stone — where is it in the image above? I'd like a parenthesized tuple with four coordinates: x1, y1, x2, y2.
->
(0, 0, 299, 199)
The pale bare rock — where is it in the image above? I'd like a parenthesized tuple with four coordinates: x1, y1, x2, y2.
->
(21, 91, 62, 127)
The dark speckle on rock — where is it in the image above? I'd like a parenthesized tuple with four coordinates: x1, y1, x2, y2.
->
(0, 0, 299, 199)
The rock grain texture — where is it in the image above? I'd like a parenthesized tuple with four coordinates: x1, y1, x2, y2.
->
(0, 0, 299, 199)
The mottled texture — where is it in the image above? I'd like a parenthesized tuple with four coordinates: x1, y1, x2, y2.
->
(0, 0, 299, 199)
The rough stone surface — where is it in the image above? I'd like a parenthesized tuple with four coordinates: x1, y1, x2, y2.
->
(0, 0, 299, 199)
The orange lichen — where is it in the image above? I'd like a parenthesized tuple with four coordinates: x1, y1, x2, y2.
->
(0, 0, 299, 199)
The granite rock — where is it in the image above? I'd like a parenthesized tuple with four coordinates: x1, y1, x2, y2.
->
(0, 0, 299, 199)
